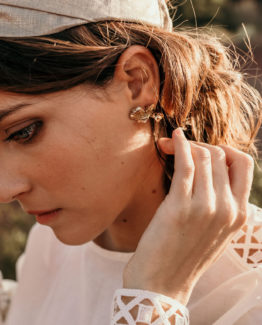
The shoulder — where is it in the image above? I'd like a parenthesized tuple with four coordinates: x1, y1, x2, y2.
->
(229, 203, 262, 269)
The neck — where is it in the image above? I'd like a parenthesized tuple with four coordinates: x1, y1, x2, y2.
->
(94, 159, 166, 252)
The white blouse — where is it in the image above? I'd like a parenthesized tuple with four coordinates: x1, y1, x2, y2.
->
(1, 203, 262, 325)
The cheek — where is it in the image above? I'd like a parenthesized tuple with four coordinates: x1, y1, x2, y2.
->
(29, 130, 131, 202)
(20, 121, 154, 244)
(30, 137, 139, 244)
(27, 118, 150, 214)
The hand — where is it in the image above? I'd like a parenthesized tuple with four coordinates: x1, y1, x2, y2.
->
(123, 128, 254, 305)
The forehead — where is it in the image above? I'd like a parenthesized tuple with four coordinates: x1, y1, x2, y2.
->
(0, 86, 89, 108)
(0, 91, 37, 119)
(0, 90, 34, 101)
(0, 91, 44, 109)
(0, 90, 65, 123)
(0, 85, 106, 125)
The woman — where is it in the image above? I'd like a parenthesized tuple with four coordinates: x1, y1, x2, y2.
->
(0, 0, 261, 324)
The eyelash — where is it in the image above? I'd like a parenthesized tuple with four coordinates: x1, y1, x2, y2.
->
(4, 121, 43, 144)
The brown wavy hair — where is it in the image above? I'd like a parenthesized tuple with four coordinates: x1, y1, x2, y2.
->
(0, 21, 261, 192)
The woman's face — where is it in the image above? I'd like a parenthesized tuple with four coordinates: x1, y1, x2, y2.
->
(0, 83, 164, 245)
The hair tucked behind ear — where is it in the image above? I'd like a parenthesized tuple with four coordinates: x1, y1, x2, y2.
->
(0, 21, 261, 192)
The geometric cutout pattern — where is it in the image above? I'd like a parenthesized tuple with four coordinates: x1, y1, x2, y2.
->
(112, 289, 189, 325)
(0, 277, 11, 322)
(230, 206, 262, 268)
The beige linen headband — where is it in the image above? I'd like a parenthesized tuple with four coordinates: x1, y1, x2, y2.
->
(0, 0, 172, 37)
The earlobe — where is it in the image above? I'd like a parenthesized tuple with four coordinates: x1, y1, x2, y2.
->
(113, 45, 160, 105)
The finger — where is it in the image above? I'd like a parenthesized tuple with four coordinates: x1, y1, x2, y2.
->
(159, 138, 224, 203)
(190, 142, 215, 202)
(169, 128, 194, 201)
(191, 142, 231, 196)
(191, 142, 237, 228)
(159, 138, 216, 197)
(217, 145, 254, 203)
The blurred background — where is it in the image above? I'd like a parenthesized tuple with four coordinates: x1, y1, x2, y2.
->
(1, 0, 262, 280)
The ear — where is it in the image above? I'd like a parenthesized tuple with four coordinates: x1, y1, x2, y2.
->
(113, 45, 160, 107)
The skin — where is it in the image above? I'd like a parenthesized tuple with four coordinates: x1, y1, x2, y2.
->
(0, 46, 166, 250)
(0, 46, 255, 306)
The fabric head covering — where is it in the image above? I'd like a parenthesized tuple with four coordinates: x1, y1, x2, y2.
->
(0, 0, 172, 37)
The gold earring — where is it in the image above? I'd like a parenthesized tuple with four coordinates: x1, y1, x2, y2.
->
(129, 104, 164, 123)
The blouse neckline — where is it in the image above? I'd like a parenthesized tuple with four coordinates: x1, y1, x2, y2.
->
(88, 240, 134, 262)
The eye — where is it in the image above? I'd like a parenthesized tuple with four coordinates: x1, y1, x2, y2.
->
(4, 121, 43, 144)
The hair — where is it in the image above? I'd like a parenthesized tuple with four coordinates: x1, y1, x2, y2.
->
(0, 20, 261, 193)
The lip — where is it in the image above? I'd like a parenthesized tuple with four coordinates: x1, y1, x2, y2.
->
(27, 208, 62, 225)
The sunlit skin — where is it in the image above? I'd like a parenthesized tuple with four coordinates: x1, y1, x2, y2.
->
(0, 45, 256, 307)
(0, 46, 167, 251)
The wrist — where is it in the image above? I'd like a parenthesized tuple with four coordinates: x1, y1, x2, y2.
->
(112, 288, 190, 325)
(123, 271, 193, 306)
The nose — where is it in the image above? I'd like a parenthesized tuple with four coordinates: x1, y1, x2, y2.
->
(0, 173, 31, 203)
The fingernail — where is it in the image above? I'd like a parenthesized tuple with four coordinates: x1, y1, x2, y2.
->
(175, 127, 184, 137)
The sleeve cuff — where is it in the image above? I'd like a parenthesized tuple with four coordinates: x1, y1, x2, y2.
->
(111, 288, 189, 324)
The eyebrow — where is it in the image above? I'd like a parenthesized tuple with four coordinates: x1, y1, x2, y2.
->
(0, 103, 33, 123)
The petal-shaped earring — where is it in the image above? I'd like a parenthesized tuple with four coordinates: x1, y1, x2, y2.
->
(129, 104, 164, 123)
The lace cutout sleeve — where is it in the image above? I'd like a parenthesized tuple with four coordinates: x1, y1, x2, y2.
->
(230, 205, 262, 268)
(111, 289, 189, 325)
(0, 271, 17, 324)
